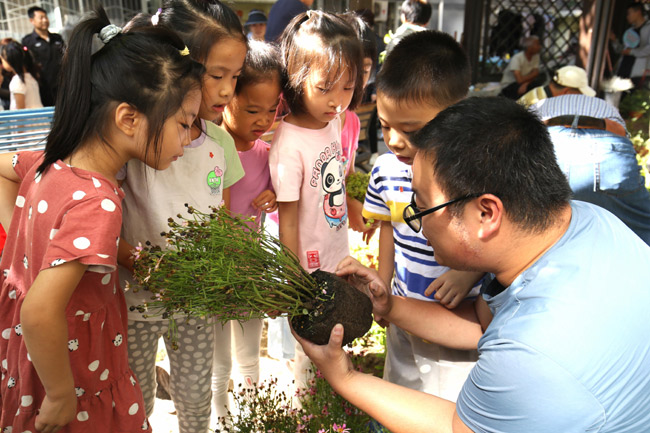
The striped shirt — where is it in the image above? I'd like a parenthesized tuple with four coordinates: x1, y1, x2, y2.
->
(531, 94, 626, 127)
(362, 152, 449, 300)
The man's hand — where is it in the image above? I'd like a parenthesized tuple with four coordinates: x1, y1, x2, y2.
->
(291, 323, 354, 389)
(336, 256, 393, 323)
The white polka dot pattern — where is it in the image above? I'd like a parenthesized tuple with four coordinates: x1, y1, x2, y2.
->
(37, 200, 48, 214)
(128, 402, 139, 415)
(88, 360, 99, 372)
(101, 199, 116, 212)
(73, 237, 91, 250)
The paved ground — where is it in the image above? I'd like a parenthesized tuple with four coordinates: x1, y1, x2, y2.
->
(149, 347, 295, 433)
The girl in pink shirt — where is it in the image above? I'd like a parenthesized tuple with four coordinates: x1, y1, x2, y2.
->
(214, 40, 282, 426)
(269, 10, 364, 389)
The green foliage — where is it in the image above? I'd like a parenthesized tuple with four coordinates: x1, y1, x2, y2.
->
(619, 89, 650, 119)
(346, 171, 371, 203)
(620, 89, 650, 193)
(129, 205, 319, 338)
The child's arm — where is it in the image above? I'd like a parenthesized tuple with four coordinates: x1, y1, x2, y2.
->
(21, 261, 87, 431)
(375, 220, 395, 325)
(14, 93, 26, 110)
(278, 201, 299, 256)
(0, 152, 20, 229)
(425, 270, 484, 309)
(223, 187, 231, 210)
(117, 238, 136, 272)
(347, 196, 368, 233)
(377, 220, 395, 288)
(252, 189, 278, 213)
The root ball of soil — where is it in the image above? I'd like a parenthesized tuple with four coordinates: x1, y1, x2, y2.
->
(291, 270, 373, 346)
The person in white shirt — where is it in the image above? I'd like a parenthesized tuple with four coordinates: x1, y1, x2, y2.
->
(499, 35, 543, 99)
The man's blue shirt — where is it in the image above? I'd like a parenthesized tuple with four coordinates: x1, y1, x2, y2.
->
(457, 201, 650, 432)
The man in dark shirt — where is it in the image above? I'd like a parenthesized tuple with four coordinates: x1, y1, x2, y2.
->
(264, 0, 314, 43)
(21, 6, 64, 106)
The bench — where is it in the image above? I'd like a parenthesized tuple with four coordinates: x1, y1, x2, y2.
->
(0, 107, 54, 153)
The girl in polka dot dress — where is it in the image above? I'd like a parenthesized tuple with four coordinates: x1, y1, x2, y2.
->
(0, 7, 203, 433)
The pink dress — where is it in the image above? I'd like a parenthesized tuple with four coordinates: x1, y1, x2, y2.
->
(229, 139, 274, 226)
(340, 109, 360, 177)
(0, 151, 151, 432)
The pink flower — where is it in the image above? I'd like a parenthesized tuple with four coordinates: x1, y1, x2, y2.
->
(321, 405, 329, 416)
(332, 424, 350, 433)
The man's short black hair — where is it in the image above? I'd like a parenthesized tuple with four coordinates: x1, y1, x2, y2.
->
(27, 6, 47, 19)
(377, 30, 469, 109)
(401, 0, 432, 25)
(412, 97, 572, 233)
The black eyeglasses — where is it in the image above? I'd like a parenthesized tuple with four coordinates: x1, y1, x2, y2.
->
(403, 192, 484, 232)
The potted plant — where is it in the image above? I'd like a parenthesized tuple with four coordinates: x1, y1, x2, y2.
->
(129, 204, 373, 346)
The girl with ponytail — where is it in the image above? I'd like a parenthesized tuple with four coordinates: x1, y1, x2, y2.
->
(0, 5, 203, 432)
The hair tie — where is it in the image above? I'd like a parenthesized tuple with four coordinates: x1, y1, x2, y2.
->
(151, 8, 162, 26)
(179, 46, 190, 56)
(99, 24, 122, 44)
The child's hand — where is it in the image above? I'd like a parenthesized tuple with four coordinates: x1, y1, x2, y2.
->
(347, 196, 372, 233)
(252, 189, 278, 213)
(35, 390, 78, 432)
(424, 270, 484, 309)
(362, 227, 377, 244)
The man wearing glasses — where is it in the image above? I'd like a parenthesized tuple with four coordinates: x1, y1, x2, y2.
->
(295, 97, 650, 433)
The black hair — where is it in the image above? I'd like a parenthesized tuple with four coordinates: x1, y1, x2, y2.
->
(280, 11, 364, 115)
(627, 2, 647, 16)
(377, 30, 469, 109)
(38, 5, 204, 174)
(236, 40, 282, 93)
(412, 97, 572, 233)
(27, 6, 46, 19)
(355, 8, 375, 27)
(401, 0, 432, 25)
(159, 0, 247, 64)
(0, 41, 41, 83)
(339, 11, 378, 70)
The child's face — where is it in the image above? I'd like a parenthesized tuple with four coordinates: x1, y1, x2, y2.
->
(223, 78, 281, 144)
(249, 23, 266, 41)
(377, 92, 442, 166)
(301, 64, 356, 129)
(362, 57, 373, 90)
(146, 88, 201, 170)
(199, 38, 247, 122)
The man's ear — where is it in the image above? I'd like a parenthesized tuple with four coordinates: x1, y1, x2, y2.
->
(114, 102, 143, 137)
(476, 194, 503, 240)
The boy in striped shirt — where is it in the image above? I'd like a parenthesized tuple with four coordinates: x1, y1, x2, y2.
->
(362, 30, 483, 401)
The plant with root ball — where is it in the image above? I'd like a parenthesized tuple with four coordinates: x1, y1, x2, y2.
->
(129, 204, 373, 346)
